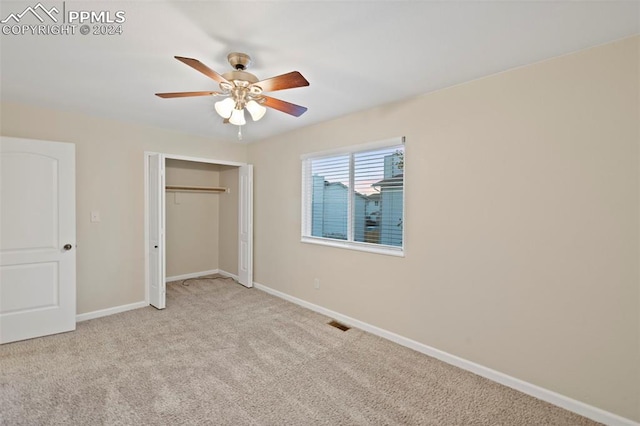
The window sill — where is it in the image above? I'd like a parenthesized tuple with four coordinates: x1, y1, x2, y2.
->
(301, 236, 404, 257)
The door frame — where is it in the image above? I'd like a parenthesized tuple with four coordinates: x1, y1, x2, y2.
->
(143, 152, 252, 305)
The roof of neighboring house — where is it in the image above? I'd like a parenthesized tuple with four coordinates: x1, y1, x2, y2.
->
(323, 180, 368, 199)
(325, 181, 348, 190)
(372, 175, 404, 188)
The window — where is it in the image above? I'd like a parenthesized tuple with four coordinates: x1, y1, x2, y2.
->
(301, 137, 405, 256)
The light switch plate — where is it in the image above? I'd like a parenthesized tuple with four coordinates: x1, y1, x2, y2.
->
(90, 211, 100, 222)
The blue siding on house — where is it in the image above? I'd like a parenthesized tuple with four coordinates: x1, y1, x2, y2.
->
(312, 176, 348, 240)
(375, 153, 404, 247)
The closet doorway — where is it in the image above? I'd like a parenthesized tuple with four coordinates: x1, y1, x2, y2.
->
(145, 153, 253, 309)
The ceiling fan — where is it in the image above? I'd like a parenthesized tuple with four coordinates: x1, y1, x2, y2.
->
(156, 52, 310, 129)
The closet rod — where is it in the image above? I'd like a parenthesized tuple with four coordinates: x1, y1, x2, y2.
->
(165, 185, 228, 193)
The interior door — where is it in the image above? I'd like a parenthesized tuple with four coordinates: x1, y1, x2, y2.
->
(148, 153, 166, 309)
(238, 164, 253, 287)
(0, 137, 76, 344)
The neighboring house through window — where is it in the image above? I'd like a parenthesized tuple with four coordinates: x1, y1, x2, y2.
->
(301, 137, 405, 256)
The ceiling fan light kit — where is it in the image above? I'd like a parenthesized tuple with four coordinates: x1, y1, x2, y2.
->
(245, 100, 267, 121)
(229, 107, 246, 126)
(214, 97, 235, 118)
(156, 52, 309, 139)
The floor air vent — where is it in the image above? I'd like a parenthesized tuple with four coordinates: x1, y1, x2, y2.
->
(328, 320, 350, 331)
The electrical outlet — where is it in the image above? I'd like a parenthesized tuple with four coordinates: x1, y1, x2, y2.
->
(90, 211, 100, 223)
(314, 278, 320, 289)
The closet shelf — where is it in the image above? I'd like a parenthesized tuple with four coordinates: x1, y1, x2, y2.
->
(165, 185, 228, 193)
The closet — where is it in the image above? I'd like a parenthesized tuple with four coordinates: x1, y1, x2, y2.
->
(146, 153, 253, 310)
(164, 159, 239, 280)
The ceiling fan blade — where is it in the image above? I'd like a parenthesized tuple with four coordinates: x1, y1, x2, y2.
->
(155, 91, 221, 98)
(262, 96, 308, 117)
(254, 71, 309, 92)
(174, 56, 230, 85)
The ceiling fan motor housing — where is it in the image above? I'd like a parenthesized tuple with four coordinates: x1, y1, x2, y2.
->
(227, 52, 252, 70)
(221, 54, 261, 105)
(221, 70, 259, 85)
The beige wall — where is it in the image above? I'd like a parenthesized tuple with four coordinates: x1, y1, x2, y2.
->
(0, 102, 247, 314)
(165, 159, 220, 278)
(218, 166, 239, 275)
(247, 37, 640, 421)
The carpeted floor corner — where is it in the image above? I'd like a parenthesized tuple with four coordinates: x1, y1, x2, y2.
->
(0, 276, 600, 425)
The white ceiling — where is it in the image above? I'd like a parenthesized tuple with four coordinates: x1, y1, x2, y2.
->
(1, 1, 638, 143)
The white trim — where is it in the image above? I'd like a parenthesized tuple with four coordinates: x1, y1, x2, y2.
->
(253, 281, 639, 426)
(301, 158, 312, 237)
(300, 136, 404, 160)
(301, 236, 404, 257)
(163, 153, 245, 167)
(76, 301, 148, 322)
(166, 269, 220, 283)
(218, 269, 240, 281)
(143, 153, 150, 304)
(78, 270, 238, 323)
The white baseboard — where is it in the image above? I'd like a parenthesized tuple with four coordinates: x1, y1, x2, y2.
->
(77, 270, 231, 323)
(217, 269, 239, 281)
(166, 269, 219, 283)
(253, 282, 638, 426)
(76, 301, 148, 322)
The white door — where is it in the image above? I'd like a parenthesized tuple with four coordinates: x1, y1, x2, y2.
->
(0, 137, 76, 344)
(238, 164, 253, 287)
(148, 153, 165, 309)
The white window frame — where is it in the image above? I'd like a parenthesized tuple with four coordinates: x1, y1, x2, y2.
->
(301, 136, 405, 257)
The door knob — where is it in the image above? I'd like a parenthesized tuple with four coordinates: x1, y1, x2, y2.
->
(63, 244, 73, 251)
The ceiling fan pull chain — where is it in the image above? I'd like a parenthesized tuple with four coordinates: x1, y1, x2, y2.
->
(237, 125, 243, 141)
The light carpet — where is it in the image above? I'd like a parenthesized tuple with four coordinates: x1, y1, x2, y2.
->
(0, 276, 599, 425)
